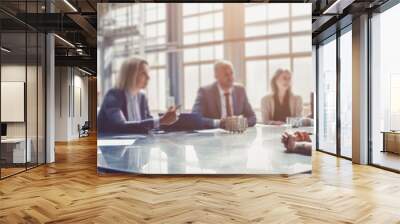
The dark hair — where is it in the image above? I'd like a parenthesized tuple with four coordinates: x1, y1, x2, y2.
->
(270, 68, 292, 96)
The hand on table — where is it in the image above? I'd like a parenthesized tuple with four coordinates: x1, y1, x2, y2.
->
(281, 132, 296, 152)
(281, 131, 312, 154)
(219, 116, 248, 133)
(160, 106, 178, 126)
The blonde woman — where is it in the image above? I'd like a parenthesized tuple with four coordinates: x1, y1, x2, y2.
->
(98, 56, 177, 135)
(261, 69, 303, 125)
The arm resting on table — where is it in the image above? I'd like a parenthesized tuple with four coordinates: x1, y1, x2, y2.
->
(99, 90, 156, 134)
(192, 88, 219, 129)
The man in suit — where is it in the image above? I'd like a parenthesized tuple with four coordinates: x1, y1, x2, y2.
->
(192, 60, 257, 129)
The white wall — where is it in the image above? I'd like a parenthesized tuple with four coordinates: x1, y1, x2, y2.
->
(54, 67, 89, 141)
(1, 64, 47, 164)
(1, 65, 38, 137)
(71, 73, 89, 138)
(1, 66, 26, 138)
(55, 67, 68, 141)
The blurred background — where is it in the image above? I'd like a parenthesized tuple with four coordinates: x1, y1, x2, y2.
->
(97, 3, 313, 120)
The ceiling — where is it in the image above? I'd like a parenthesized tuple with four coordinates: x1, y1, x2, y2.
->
(1, 0, 97, 74)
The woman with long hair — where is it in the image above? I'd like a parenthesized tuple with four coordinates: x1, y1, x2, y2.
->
(261, 69, 303, 125)
(98, 56, 177, 135)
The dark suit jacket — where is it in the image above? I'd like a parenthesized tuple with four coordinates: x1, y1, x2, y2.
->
(192, 82, 257, 128)
(97, 88, 155, 135)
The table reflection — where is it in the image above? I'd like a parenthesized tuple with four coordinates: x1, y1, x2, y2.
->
(97, 125, 313, 175)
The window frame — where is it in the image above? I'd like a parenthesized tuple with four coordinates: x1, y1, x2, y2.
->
(315, 25, 353, 160)
(367, 1, 400, 173)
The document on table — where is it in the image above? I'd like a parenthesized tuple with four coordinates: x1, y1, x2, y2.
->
(98, 139, 137, 147)
(110, 134, 147, 139)
(194, 129, 228, 134)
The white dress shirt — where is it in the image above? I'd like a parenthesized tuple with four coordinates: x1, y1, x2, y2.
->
(125, 91, 142, 122)
(125, 91, 159, 129)
(213, 85, 233, 128)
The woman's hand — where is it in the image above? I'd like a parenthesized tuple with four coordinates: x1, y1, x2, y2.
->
(160, 106, 178, 126)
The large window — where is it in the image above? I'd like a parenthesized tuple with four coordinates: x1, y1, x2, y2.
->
(317, 37, 337, 154)
(339, 29, 352, 158)
(244, 3, 312, 117)
(371, 3, 400, 171)
(316, 27, 353, 159)
(182, 3, 223, 110)
(98, 3, 313, 119)
(100, 4, 167, 114)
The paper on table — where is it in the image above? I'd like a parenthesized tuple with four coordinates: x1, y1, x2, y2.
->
(98, 139, 136, 147)
(195, 129, 228, 134)
(111, 134, 147, 139)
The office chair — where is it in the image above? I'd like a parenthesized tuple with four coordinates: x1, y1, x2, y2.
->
(78, 121, 90, 138)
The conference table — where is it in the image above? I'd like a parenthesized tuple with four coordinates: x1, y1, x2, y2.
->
(97, 125, 313, 175)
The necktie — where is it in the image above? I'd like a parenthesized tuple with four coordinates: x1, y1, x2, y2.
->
(224, 92, 232, 117)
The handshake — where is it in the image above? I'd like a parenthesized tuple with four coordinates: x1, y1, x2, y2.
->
(220, 116, 248, 133)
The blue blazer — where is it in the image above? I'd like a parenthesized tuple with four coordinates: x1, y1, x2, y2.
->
(97, 88, 155, 135)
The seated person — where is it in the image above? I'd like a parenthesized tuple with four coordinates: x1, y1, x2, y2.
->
(98, 56, 177, 135)
(281, 131, 312, 156)
(261, 69, 303, 125)
(192, 60, 257, 129)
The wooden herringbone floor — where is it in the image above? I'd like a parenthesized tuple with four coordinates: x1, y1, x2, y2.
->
(1, 135, 400, 224)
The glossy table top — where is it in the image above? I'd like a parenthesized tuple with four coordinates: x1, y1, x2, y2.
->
(97, 125, 313, 175)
